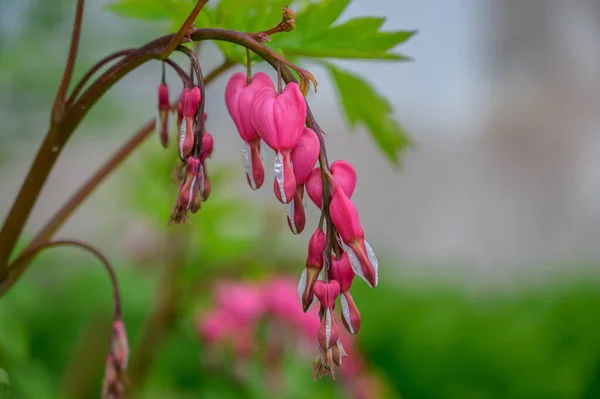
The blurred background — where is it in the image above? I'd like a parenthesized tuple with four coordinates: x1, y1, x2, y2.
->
(1, 0, 600, 398)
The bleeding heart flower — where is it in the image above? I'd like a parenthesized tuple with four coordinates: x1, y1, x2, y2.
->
(331, 253, 361, 334)
(291, 127, 321, 185)
(297, 228, 326, 311)
(179, 87, 201, 160)
(225, 72, 274, 190)
(285, 185, 306, 234)
(312, 280, 340, 350)
(251, 82, 307, 203)
(329, 184, 378, 288)
(306, 160, 357, 208)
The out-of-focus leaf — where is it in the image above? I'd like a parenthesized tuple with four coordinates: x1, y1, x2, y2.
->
(106, 0, 190, 21)
(326, 63, 411, 164)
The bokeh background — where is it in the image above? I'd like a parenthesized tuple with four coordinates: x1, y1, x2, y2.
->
(1, 0, 600, 398)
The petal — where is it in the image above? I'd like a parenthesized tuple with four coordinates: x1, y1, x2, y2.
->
(340, 294, 354, 334)
(251, 87, 278, 149)
(273, 82, 306, 150)
(242, 141, 256, 190)
(364, 240, 379, 287)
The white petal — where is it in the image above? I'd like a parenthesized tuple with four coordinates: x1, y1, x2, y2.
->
(185, 175, 197, 210)
(364, 240, 379, 287)
(325, 309, 332, 346)
(336, 339, 346, 364)
(345, 245, 372, 288)
(273, 152, 287, 202)
(286, 199, 298, 234)
(242, 142, 256, 190)
(297, 268, 307, 306)
(340, 294, 354, 334)
(179, 118, 187, 159)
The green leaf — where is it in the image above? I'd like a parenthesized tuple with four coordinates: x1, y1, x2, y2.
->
(272, 2, 416, 60)
(326, 63, 411, 164)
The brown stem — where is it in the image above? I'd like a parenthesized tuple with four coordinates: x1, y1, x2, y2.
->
(9, 239, 121, 318)
(52, 0, 85, 122)
(157, 0, 209, 60)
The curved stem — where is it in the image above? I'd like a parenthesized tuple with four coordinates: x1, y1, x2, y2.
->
(10, 239, 121, 318)
(67, 49, 134, 106)
(52, 0, 85, 121)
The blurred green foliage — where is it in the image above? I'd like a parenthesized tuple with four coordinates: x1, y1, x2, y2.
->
(107, 0, 414, 164)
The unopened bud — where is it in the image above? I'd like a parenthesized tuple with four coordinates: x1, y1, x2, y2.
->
(286, 185, 306, 234)
(158, 83, 170, 148)
(179, 87, 201, 160)
(297, 228, 327, 311)
(331, 253, 361, 334)
(313, 280, 340, 349)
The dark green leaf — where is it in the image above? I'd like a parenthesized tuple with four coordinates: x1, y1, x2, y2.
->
(326, 63, 411, 164)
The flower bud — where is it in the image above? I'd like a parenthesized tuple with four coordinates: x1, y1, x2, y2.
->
(201, 132, 213, 163)
(306, 160, 357, 208)
(179, 87, 201, 160)
(313, 280, 340, 349)
(285, 185, 306, 234)
(111, 319, 129, 371)
(291, 127, 320, 186)
(297, 228, 326, 312)
(198, 162, 211, 202)
(225, 72, 273, 190)
(251, 82, 307, 203)
(158, 83, 170, 148)
(329, 185, 378, 288)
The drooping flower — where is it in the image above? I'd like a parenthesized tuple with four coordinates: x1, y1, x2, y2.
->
(329, 184, 378, 288)
(179, 87, 201, 160)
(306, 160, 357, 208)
(285, 127, 320, 234)
(297, 228, 326, 312)
(251, 82, 307, 203)
(225, 72, 274, 190)
(331, 253, 361, 334)
(312, 280, 341, 350)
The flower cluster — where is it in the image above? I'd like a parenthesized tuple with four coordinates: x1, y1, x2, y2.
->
(156, 60, 379, 378)
(196, 277, 383, 397)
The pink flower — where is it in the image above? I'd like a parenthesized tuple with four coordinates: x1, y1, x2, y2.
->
(291, 127, 321, 185)
(158, 82, 170, 148)
(313, 280, 341, 350)
(225, 72, 274, 190)
(331, 254, 361, 334)
(214, 281, 265, 323)
(297, 228, 326, 312)
(201, 132, 213, 163)
(179, 87, 201, 160)
(329, 184, 378, 288)
(251, 82, 307, 203)
(306, 160, 357, 209)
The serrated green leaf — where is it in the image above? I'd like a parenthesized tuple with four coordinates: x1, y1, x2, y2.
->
(273, 10, 416, 60)
(327, 64, 411, 164)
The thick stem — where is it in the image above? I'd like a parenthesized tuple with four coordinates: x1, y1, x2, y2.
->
(52, 0, 85, 121)
(10, 239, 121, 318)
